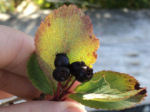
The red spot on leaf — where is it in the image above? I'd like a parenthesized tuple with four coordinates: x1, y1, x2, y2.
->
(48, 23, 51, 26)
(93, 52, 97, 59)
(138, 89, 147, 95)
(135, 82, 141, 90)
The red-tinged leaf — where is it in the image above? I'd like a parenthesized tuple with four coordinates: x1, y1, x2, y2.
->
(35, 5, 99, 85)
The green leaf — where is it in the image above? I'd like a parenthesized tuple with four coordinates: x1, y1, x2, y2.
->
(69, 92, 146, 110)
(27, 53, 53, 95)
(75, 71, 143, 93)
(82, 88, 143, 102)
(69, 71, 146, 110)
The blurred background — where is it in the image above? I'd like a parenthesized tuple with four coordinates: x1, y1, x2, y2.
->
(0, 0, 150, 112)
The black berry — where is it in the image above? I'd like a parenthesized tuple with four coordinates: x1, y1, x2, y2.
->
(53, 67, 70, 82)
(75, 66, 93, 82)
(69, 61, 86, 76)
(70, 61, 93, 82)
(54, 53, 69, 67)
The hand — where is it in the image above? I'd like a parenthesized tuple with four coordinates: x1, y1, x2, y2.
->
(0, 25, 86, 112)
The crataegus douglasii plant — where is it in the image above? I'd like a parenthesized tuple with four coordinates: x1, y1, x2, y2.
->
(27, 5, 147, 110)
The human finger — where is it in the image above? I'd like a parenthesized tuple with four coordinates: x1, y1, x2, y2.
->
(0, 25, 34, 77)
(0, 90, 13, 99)
(0, 101, 87, 112)
(0, 70, 41, 99)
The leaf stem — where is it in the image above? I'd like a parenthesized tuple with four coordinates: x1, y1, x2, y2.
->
(62, 75, 73, 88)
(52, 82, 62, 101)
(65, 78, 76, 92)
(52, 76, 76, 101)
(59, 78, 76, 100)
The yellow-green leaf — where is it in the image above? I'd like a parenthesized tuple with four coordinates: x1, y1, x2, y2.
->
(69, 71, 147, 110)
(95, 71, 141, 92)
(83, 89, 143, 102)
(35, 5, 99, 79)
(76, 71, 142, 93)
(70, 91, 146, 110)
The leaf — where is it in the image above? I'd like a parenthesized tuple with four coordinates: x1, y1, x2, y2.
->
(97, 71, 142, 92)
(75, 71, 142, 93)
(27, 53, 53, 95)
(83, 89, 143, 102)
(69, 71, 147, 110)
(35, 5, 99, 82)
(69, 92, 146, 110)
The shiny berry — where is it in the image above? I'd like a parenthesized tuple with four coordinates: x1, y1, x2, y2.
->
(54, 53, 69, 67)
(69, 61, 86, 76)
(53, 67, 70, 82)
(75, 66, 93, 82)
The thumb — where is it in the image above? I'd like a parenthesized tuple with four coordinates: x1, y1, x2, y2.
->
(0, 101, 87, 112)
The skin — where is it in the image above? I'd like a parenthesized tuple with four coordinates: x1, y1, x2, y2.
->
(0, 25, 86, 112)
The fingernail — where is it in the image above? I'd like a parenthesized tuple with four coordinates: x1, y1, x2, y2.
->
(64, 107, 86, 112)
(61, 102, 87, 112)
(65, 106, 85, 112)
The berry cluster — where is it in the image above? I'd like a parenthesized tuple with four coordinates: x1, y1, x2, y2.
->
(53, 53, 93, 82)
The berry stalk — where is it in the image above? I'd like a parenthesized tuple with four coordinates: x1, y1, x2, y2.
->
(59, 78, 76, 100)
(62, 75, 73, 88)
(52, 82, 62, 101)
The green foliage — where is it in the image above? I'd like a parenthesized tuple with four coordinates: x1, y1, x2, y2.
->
(70, 93, 145, 110)
(1, 0, 150, 13)
(33, 0, 51, 9)
(27, 53, 53, 95)
(69, 71, 146, 110)
(94, 0, 150, 9)
(0, 0, 15, 13)
(33, 0, 150, 9)
(0, 0, 23, 13)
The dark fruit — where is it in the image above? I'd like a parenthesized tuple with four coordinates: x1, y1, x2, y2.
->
(69, 61, 86, 76)
(53, 67, 70, 82)
(70, 61, 93, 82)
(54, 53, 69, 67)
(75, 66, 93, 82)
